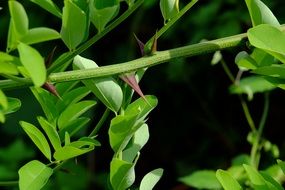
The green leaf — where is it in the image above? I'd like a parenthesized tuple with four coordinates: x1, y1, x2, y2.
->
(37, 116, 61, 151)
(125, 95, 158, 122)
(89, 0, 120, 32)
(0, 52, 20, 75)
(277, 160, 285, 175)
(65, 132, 70, 145)
(245, 0, 280, 27)
(160, 0, 179, 23)
(57, 100, 96, 130)
(20, 121, 51, 161)
(235, 51, 257, 70)
(8, 1, 29, 37)
(18, 160, 53, 190)
(56, 86, 91, 113)
(58, 117, 90, 139)
(251, 48, 275, 67)
(31, 87, 58, 124)
(179, 170, 221, 189)
(252, 64, 285, 79)
(248, 24, 285, 63)
(30, 0, 62, 18)
(53, 143, 94, 161)
(21, 27, 60, 45)
(4, 97, 21, 115)
(110, 158, 135, 190)
(139, 168, 164, 190)
(216, 169, 242, 190)
(7, 19, 18, 51)
(17, 43, 46, 87)
(0, 90, 8, 110)
(229, 76, 275, 100)
(109, 96, 157, 153)
(61, 0, 87, 50)
(73, 55, 123, 113)
(243, 164, 274, 190)
(123, 124, 149, 162)
(260, 171, 283, 190)
(109, 114, 139, 153)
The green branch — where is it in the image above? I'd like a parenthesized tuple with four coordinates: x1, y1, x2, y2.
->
(0, 32, 247, 90)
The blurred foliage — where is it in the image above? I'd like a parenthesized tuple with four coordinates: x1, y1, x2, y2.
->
(1, 0, 285, 189)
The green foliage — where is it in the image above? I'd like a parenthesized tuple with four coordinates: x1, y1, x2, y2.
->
(179, 170, 222, 189)
(1, 0, 285, 189)
(139, 168, 164, 190)
(73, 55, 123, 113)
(18, 160, 53, 190)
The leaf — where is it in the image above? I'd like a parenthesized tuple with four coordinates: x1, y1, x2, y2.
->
(7, 20, 18, 51)
(110, 158, 135, 190)
(0, 90, 8, 110)
(30, 0, 62, 18)
(109, 114, 139, 153)
(31, 87, 58, 124)
(58, 117, 90, 139)
(243, 164, 276, 190)
(109, 96, 157, 153)
(37, 116, 61, 151)
(20, 121, 51, 161)
(125, 95, 158, 122)
(56, 86, 91, 113)
(179, 170, 221, 189)
(73, 55, 123, 113)
(0, 52, 20, 75)
(277, 160, 285, 175)
(260, 171, 283, 190)
(245, 0, 280, 27)
(235, 51, 257, 70)
(53, 143, 94, 161)
(60, 0, 88, 50)
(17, 43, 46, 87)
(160, 0, 179, 23)
(21, 27, 60, 45)
(57, 100, 96, 130)
(4, 97, 21, 114)
(89, 0, 120, 32)
(248, 24, 285, 63)
(252, 64, 285, 79)
(216, 169, 242, 190)
(18, 160, 53, 190)
(229, 76, 275, 100)
(139, 168, 164, 190)
(123, 124, 149, 162)
(8, 1, 29, 37)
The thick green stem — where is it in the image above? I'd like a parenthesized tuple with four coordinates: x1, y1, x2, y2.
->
(0, 32, 247, 90)
(250, 93, 270, 168)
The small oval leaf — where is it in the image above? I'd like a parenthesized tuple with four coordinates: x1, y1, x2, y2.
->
(21, 27, 60, 45)
(216, 169, 242, 190)
(20, 121, 51, 161)
(18, 43, 46, 87)
(18, 160, 53, 190)
(57, 100, 96, 130)
(139, 168, 164, 190)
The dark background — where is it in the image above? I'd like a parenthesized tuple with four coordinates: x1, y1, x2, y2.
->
(1, 0, 285, 189)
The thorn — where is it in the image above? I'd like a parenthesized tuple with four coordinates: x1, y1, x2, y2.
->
(42, 82, 62, 100)
(45, 46, 57, 68)
(150, 30, 158, 55)
(133, 33, 145, 56)
(119, 74, 151, 106)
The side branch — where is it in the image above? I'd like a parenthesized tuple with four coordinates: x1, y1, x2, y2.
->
(1, 33, 247, 90)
